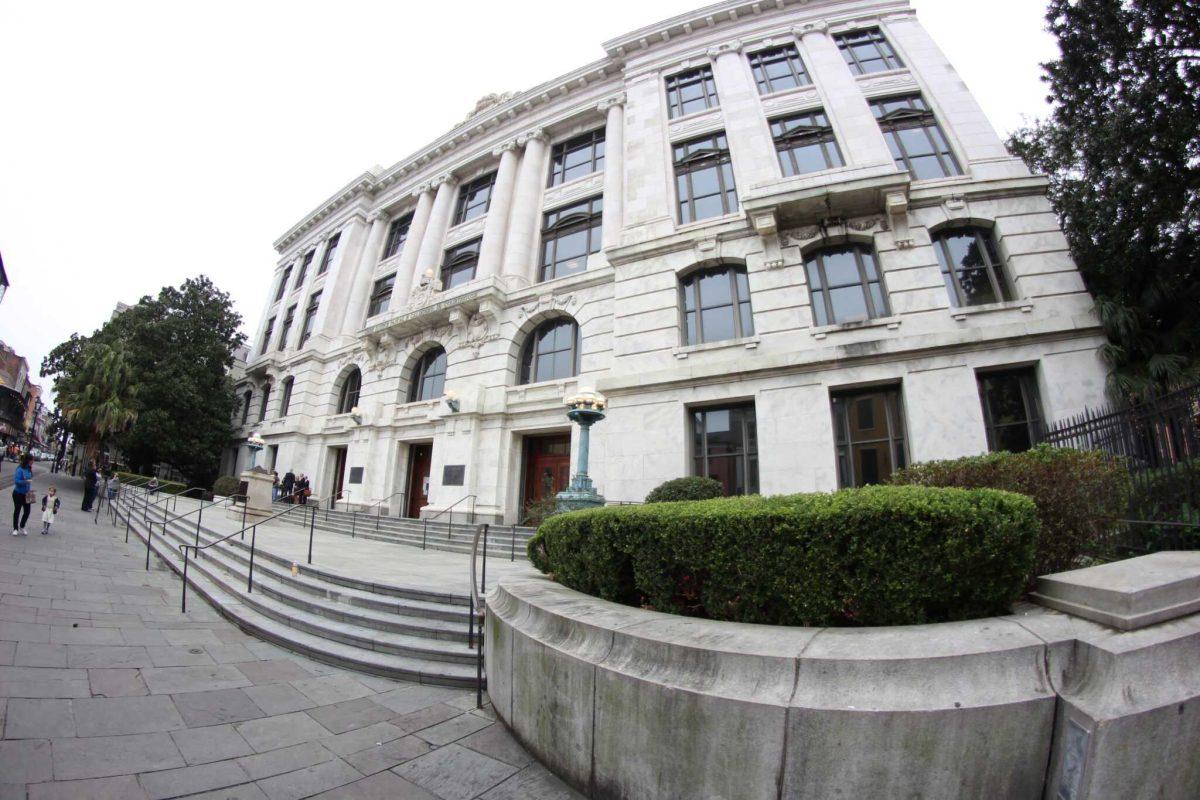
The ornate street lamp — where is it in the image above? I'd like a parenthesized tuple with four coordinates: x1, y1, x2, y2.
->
(556, 390, 607, 512)
(246, 433, 265, 470)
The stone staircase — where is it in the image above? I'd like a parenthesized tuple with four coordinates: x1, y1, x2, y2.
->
(272, 503, 539, 561)
(117, 502, 484, 687)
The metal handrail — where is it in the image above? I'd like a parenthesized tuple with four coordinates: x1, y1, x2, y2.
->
(138, 487, 208, 568)
(421, 494, 477, 550)
(507, 511, 541, 561)
(360, 489, 408, 531)
(468, 522, 490, 709)
(147, 492, 250, 568)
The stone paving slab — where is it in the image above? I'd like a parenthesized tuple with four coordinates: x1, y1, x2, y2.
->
(0, 479, 581, 800)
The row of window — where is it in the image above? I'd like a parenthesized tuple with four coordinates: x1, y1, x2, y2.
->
(695, 367, 1043, 496)
(260, 290, 322, 356)
(274, 235, 340, 302)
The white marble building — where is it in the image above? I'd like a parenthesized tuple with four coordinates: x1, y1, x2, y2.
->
(226, 0, 1107, 523)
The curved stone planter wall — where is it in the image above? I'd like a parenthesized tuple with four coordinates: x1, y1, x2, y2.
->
(486, 564, 1200, 800)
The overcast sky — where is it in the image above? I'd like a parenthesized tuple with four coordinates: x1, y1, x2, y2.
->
(0, 0, 1058, 403)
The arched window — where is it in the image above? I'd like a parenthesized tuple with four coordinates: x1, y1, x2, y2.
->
(932, 226, 1011, 308)
(804, 244, 889, 326)
(680, 264, 754, 345)
(408, 347, 447, 402)
(279, 377, 294, 417)
(521, 318, 580, 384)
(336, 368, 361, 414)
(258, 383, 272, 422)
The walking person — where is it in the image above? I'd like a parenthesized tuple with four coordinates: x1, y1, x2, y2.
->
(272, 470, 280, 502)
(40, 486, 61, 534)
(282, 469, 295, 503)
(81, 461, 99, 511)
(11, 454, 33, 536)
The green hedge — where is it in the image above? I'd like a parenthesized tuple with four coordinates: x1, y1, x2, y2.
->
(645, 476, 724, 503)
(890, 445, 1129, 575)
(212, 475, 241, 498)
(528, 485, 1039, 627)
(1129, 459, 1200, 525)
(115, 471, 189, 495)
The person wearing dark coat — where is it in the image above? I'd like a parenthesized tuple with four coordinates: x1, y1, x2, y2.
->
(281, 470, 296, 503)
(82, 461, 99, 511)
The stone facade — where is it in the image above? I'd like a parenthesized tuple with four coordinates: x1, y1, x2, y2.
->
(228, 0, 1107, 523)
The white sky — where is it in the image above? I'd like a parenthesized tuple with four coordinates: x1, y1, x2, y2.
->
(0, 0, 1057, 403)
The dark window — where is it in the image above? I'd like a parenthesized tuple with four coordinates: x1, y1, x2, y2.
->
(277, 305, 296, 351)
(834, 28, 903, 75)
(382, 214, 413, 261)
(295, 251, 314, 287)
(336, 368, 361, 414)
(665, 66, 719, 119)
(771, 110, 844, 176)
(870, 95, 961, 180)
(274, 266, 292, 302)
(540, 197, 603, 282)
(692, 404, 758, 496)
(832, 387, 907, 487)
(279, 377, 294, 417)
(933, 227, 1010, 308)
(318, 233, 340, 275)
(673, 132, 738, 224)
(680, 264, 754, 345)
(548, 129, 606, 186)
(453, 173, 496, 225)
(299, 291, 321, 347)
(408, 347, 448, 402)
(366, 274, 395, 318)
(805, 245, 889, 326)
(259, 317, 275, 356)
(520, 318, 580, 384)
(749, 45, 811, 94)
(978, 368, 1043, 453)
(259, 383, 271, 422)
(241, 391, 251, 425)
(440, 238, 481, 291)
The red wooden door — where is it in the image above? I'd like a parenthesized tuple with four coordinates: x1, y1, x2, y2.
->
(522, 434, 571, 513)
(406, 444, 433, 518)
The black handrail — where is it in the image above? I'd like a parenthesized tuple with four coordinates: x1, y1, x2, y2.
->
(148, 492, 250, 566)
(140, 488, 208, 570)
(420, 494, 477, 550)
(359, 489, 407, 532)
(468, 522, 490, 709)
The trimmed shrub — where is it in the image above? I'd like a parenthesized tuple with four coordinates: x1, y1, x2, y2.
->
(645, 476, 725, 504)
(890, 445, 1129, 576)
(528, 485, 1039, 627)
(212, 475, 240, 498)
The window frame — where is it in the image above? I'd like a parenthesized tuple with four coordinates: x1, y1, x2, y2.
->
(259, 317, 275, 356)
(673, 132, 739, 224)
(748, 44, 812, 95)
(679, 264, 755, 346)
(258, 383, 271, 422)
(295, 251, 314, 287)
(317, 233, 340, 275)
(691, 403, 759, 496)
(408, 347, 448, 402)
(665, 65, 719, 119)
(382, 214, 413, 261)
(298, 291, 321, 347)
(520, 318, 581, 385)
(539, 196, 603, 282)
(770, 110, 845, 176)
(932, 227, 1011, 308)
(977, 368, 1044, 453)
(277, 304, 296, 351)
(453, 173, 496, 226)
(366, 273, 396, 319)
(870, 95, 962, 180)
(336, 369, 361, 415)
(804, 244, 890, 326)
(440, 238, 481, 291)
(834, 27, 904, 75)
(831, 386, 908, 488)
(240, 391, 251, 425)
(279, 377, 294, 417)
(548, 129, 606, 187)
(274, 266, 292, 302)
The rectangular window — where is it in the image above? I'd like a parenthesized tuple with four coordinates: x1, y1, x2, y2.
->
(318, 233, 340, 275)
(440, 238, 481, 291)
(805, 245, 889, 326)
(548, 129, 606, 186)
(831, 386, 907, 487)
(978, 368, 1043, 453)
(691, 404, 758, 496)
(771, 110, 844, 176)
(366, 273, 395, 318)
(295, 251, 314, 287)
(681, 266, 754, 346)
(299, 291, 321, 347)
(279, 379, 293, 417)
(382, 214, 413, 261)
(933, 227, 1011, 307)
(453, 173, 496, 225)
(277, 305, 296, 351)
(749, 45, 811, 94)
(834, 28, 904, 75)
(665, 66, 719, 119)
(274, 266, 292, 302)
(870, 95, 961, 180)
(673, 132, 738, 224)
(259, 317, 275, 355)
(540, 197, 603, 282)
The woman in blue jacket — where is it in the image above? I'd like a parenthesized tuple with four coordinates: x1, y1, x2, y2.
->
(12, 453, 33, 536)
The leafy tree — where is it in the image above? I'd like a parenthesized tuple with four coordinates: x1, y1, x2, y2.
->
(1007, 0, 1200, 396)
(57, 341, 138, 462)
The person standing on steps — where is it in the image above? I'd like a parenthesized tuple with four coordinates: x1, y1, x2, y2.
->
(282, 469, 295, 503)
(40, 486, 60, 534)
(11, 453, 33, 536)
(81, 460, 99, 511)
(272, 470, 280, 502)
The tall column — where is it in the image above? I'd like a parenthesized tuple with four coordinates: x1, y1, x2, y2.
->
(598, 95, 625, 250)
(501, 129, 549, 285)
(317, 218, 367, 339)
(388, 184, 435, 310)
(709, 41, 779, 191)
(340, 213, 389, 334)
(412, 174, 460, 291)
(475, 142, 520, 280)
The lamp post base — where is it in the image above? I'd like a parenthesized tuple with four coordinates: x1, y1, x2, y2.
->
(556, 475, 605, 513)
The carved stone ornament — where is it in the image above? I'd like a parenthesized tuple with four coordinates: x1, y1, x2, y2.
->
(793, 21, 829, 38)
(519, 292, 578, 320)
(706, 39, 743, 59)
(848, 216, 884, 232)
(518, 127, 548, 146)
(462, 92, 518, 123)
(781, 226, 822, 247)
(407, 274, 437, 311)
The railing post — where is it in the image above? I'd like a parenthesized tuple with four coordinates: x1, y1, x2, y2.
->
(247, 526, 257, 593)
(511, 524, 516, 562)
(422, 519, 427, 550)
(351, 511, 356, 539)
(194, 505, 203, 559)
(181, 549, 190, 613)
(241, 498, 247, 538)
(468, 595, 475, 650)
(144, 519, 152, 570)
(481, 524, 489, 596)
(308, 503, 316, 565)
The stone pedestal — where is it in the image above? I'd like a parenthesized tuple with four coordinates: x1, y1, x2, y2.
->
(228, 467, 274, 523)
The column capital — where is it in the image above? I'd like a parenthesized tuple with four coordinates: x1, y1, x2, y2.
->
(366, 210, 387, 224)
(792, 21, 828, 39)
(411, 181, 435, 198)
(430, 172, 459, 189)
(517, 128, 547, 146)
(705, 39, 743, 59)
(597, 93, 627, 113)
(491, 139, 519, 158)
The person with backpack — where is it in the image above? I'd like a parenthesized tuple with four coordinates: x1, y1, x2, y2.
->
(11, 453, 33, 536)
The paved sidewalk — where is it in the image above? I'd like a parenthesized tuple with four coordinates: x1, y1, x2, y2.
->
(0, 478, 580, 800)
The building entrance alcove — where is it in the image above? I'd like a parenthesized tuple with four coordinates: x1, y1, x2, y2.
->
(406, 442, 433, 518)
(329, 446, 348, 503)
(521, 433, 571, 518)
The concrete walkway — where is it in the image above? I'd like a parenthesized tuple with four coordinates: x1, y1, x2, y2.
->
(0, 478, 580, 800)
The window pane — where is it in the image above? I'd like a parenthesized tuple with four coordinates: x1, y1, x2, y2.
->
(958, 267, 998, 305)
(822, 250, 861, 287)
(692, 193, 725, 222)
(698, 271, 732, 308)
(829, 286, 869, 322)
(700, 305, 735, 342)
(704, 409, 735, 454)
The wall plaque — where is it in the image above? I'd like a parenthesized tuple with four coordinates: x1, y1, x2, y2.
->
(348, 467, 364, 485)
(443, 465, 465, 486)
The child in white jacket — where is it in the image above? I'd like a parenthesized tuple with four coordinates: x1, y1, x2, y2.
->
(40, 486, 61, 535)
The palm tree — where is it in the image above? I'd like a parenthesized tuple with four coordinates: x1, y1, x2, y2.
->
(58, 342, 138, 462)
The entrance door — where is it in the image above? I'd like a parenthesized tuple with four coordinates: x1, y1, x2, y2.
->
(331, 447, 348, 504)
(522, 434, 571, 516)
(406, 443, 433, 518)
